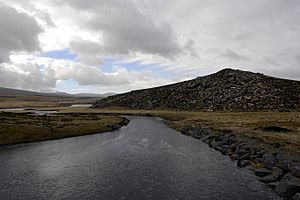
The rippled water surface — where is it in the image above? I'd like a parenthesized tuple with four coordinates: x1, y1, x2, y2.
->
(0, 116, 280, 200)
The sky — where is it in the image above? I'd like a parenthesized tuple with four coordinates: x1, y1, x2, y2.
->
(0, 0, 300, 94)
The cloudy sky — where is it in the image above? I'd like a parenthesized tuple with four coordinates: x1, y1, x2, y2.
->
(0, 0, 300, 93)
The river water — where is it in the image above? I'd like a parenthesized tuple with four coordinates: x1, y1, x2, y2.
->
(0, 116, 280, 200)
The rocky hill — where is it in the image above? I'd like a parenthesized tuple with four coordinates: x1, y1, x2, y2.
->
(92, 68, 300, 111)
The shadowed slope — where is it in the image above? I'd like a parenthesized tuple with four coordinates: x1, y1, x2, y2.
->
(93, 68, 300, 111)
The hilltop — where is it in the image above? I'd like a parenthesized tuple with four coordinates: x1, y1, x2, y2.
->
(92, 68, 300, 111)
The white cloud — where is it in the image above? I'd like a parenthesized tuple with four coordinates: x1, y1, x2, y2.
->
(0, 62, 56, 91)
(1, 0, 300, 93)
(0, 3, 42, 63)
(50, 59, 173, 91)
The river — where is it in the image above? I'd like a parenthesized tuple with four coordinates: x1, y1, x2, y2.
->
(0, 116, 280, 199)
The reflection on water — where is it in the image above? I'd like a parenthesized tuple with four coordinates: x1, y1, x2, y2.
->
(69, 104, 92, 108)
(0, 117, 280, 200)
(0, 108, 58, 116)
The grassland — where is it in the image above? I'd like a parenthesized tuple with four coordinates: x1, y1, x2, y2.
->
(1, 106, 299, 154)
(0, 111, 128, 146)
(0, 95, 98, 108)
(53, 108, 300, 154)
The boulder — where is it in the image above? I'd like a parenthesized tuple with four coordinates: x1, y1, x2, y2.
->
(237, 160, 250, 168)
(257, 150, 266, 157)
(191, 129, 203, 139)
(239, 153, 250, 160)
(107, 124, 122, 131)
(276, 173, 300, 198)
(268, 181, 280, 189)
(230, 154, 239, 160)
(236, 148, 248, 156)
(254, 168, 272, 177)
(289, 163, 300, 178)
(181, 125, 194, 135)
(263, 153, 276, 169)
(276, 151, 291, 171)
(249, 154, 259, 160)
(261, 175, 280, 183)
(254, 157, 264, 164)
(293, 193, 300, 200)
(260, 168, 284, 183)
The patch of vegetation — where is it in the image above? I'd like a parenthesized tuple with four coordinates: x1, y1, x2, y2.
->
(2, 106, 300, 155)
(0, 112, 128, 146)
(75, 108, 300, 154)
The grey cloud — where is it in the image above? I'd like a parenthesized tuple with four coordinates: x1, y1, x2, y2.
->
(53, 62, 129, 86)
(183, 39, 199, 58)
(62, 0, 184, 59)
(221, 49, 248, 61)
(259, 66, 300, 81)
(264, 57, 281, 67)
(0, 4, 42, 62)
(69, 39, 103, 65)
(0, 63, 56, 91)
(296, 55, 300, 64)
(51, 61, 169, 90)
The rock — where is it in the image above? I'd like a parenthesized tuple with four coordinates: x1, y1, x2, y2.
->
(213, 146, 224, 153)
(254, 157, 264, 164)
(268, 181, 280, 189)
(239, 153, 250, 160)
(249, 154, 259, 160)
(236, 148, 248, 156)
(229, 143, 237, 151)
(276, 151, 291, 171)
(293, 193, 300, 200)
(230, 154, 239, 160)
(191, 129, 203, 139)
(213, 141, 224, 147)
(273, 167, 284, 179)
(260, 168, 284, 183)
(276, 173, 300, 199)
(107, 124, 121, 131)
(263, 153, 276, 169)
(254, 168, 272, 177)
(237, 160, 250, 168)
(257, 150, 266, 157)
(221, 133, 235, 144)
(289, 163, 300, 178)
(261, 175, 280, 183)
(181, 125, 194, 135)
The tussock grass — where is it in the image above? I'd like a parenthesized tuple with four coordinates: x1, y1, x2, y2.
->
(0, 112, 126, 146)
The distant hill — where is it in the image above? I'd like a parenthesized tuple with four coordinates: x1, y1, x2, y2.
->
(0, 87, 114, 108)
(0, 87, 114, 98)
(92, 68, 300, 111)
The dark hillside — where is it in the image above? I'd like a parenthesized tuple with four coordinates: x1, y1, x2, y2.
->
(92, 68, 300, 111)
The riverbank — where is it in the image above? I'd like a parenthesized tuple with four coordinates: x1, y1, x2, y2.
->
(0, 111, 129, 146)
(75, 108, 300, 199)
(1, 107, 299, 198)
(150, 111, 300, 199)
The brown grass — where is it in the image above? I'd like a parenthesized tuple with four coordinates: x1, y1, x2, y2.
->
(0, 96, 98, 109)
(1, 106, 300, 154)
(0, 112, 126, 146)
(56, 107, 300, 154)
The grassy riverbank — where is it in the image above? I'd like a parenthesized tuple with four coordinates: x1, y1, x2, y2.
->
(58, 108, 300, 154)
(1, 107, 299, 155)
(0, 111, 128, 146)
